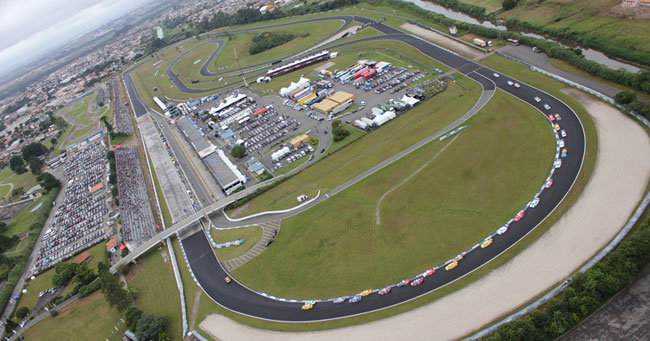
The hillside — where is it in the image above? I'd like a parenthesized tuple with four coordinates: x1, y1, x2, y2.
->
(457, 0, 650, 65)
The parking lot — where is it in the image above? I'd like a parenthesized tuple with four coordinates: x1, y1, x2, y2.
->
(172, 59, 440, 187)
(34, 141, 110, 274)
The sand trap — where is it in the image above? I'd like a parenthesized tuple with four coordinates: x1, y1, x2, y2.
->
(199, 89, 650, 340)
(400, 23, 484, 59)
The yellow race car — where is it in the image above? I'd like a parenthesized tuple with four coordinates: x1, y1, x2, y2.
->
(224, 276, 231, 284)
(301, 300, 316, 310)
(480, 237, 493, 248)
(360, 289, 373, 297)
(445, 260, 458, 271)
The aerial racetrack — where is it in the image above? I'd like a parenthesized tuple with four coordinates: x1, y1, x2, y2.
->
(119, 16, 589, 322)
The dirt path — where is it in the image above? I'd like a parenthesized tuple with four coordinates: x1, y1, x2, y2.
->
(375, 135, 457, 225)
(400, 23, 484, 59)
(198, 89, 650, 340)
(189, 291, 202, 330)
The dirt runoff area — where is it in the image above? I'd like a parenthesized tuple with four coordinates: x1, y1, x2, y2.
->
(400, 22, 484, 59)
(199, 88, 650, 341)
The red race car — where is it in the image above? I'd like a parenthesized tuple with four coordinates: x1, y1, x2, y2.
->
(410, 277, 424, 287)
(422, 269, 436, 277)
(547, 114, 555, 122)
(513, 210, 525, 222)
(378, 287, 392, 295)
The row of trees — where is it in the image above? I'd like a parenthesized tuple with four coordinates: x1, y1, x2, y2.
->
(485, 217, 650, 340)
(614, 91, 650, 120)
(0, 187, 59, 315)
(421, 0, 650, 67)
(125, 306, 169, 341)
(503, 17, 650, 68)
(249, 32, 299, 55)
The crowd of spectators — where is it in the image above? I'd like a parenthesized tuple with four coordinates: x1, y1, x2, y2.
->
(34, 141, 109, 273)
(112, 78, 135, 135)
(115, 147, 157, 245)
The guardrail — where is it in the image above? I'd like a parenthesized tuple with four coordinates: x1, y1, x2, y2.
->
(166, 239, 188, 336)
(468, 52, 650, 340)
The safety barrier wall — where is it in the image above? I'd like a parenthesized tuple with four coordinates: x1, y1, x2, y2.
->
(166, 239, 188, 336)
(469, 52, 650, 340)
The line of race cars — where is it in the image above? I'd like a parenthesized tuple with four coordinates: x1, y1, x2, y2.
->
(219, 70, 574, 312)
(292, 73, 573, 312)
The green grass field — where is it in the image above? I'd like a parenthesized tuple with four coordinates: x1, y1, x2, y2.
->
(129, 247, 182, 339)
(501, 0, 650, 54)
(230, 75, 479, 218)
(0, 168, 38, 203)
(232, 89, 555, 298)
(21, 291, 125, 341)
(130, 19, 343, 104)
(2, 196, 44, 238)
(18, 242, 107, 313)
(211, 226, 263, 261)
(325, 125, 365, 155)
(203, 20, 341, 75)
(110, 134, 133, 146)
(458, 0, 504, 13)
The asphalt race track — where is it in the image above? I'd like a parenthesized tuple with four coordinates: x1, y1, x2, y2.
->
(170, 17, 586, 321)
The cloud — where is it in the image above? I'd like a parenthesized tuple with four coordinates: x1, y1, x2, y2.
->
(0, 0, 152, 77)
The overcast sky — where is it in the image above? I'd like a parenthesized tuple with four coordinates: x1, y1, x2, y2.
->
(0, 0, 153, 77)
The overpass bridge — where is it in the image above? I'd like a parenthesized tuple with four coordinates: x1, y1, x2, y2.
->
(109, 175, 287, 273)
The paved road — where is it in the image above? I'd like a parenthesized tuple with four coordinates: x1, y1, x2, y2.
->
(499, 45, 624, 99)
(165, 16, 353, 94)
(120, 16, 585, 322)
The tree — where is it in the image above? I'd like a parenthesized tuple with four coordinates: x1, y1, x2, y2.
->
(135, 312, 165, 341)
(21, 142, 47, 161)
(502, 0, 518, 10)
(614, 91, 637, 105)
(98, 262, 132, 311)
(15, 306, 29, 319)
(38, 172, 61, 191)
(28, 156, 43, 174)
(125, 306, 143, 330)
(0, 222, 7, 232)
(73, 263, 96, 286)
(230, 145, 246, 159)
(52, 263, 79, 287)
(10, 155, 26, 174)
(4, 319, 17, 334)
